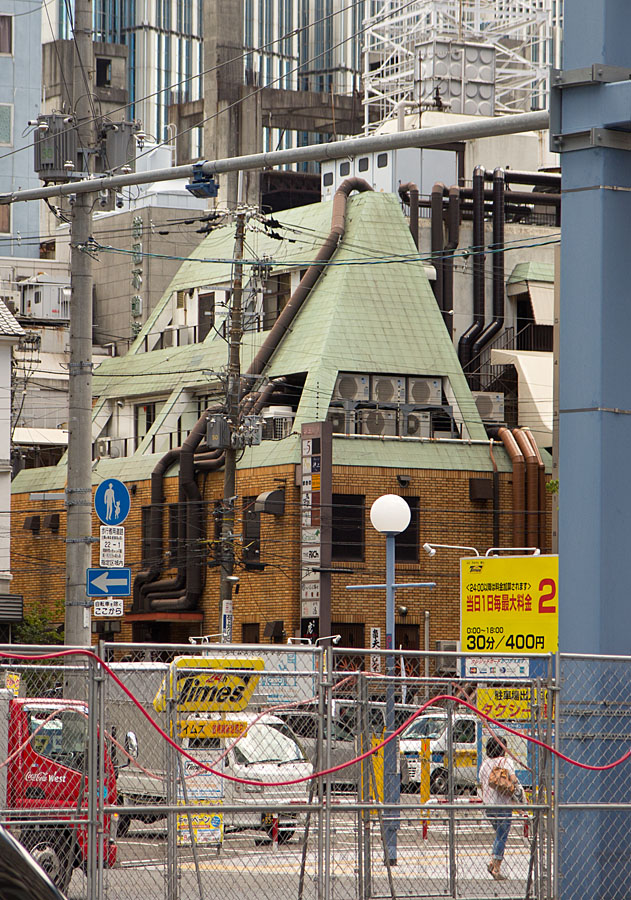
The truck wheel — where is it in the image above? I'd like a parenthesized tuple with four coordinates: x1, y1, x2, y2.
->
(430, 769, 449, 795)
(26, 831, 74, 893)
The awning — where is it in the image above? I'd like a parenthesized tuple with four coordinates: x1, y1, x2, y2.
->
(12, 427, 68, 446)
(490, 349, 553, 446)
(527, 281, 554, 326)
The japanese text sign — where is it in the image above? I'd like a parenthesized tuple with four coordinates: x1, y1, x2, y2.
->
(460, 555, 558, 654)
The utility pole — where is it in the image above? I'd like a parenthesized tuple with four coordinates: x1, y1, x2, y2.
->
(219, 196, 246, 642)
(65, 0, 95, 646)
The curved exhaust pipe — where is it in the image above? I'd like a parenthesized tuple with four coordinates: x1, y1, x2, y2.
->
(458, 166, 486, 369)
(497, 426, 525, 547)
(512, 427, 539, 550)
(471, 168, 505, 362)
(398, 182, 419, 249)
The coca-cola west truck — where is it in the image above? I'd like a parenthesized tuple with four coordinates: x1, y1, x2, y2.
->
(1, 693, 117, 893)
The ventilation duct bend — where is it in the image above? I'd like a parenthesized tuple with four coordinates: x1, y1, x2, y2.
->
(471, 168, 505, 364)
(458, 166, 486, 370)
(132, 178, 373, 614)
(512, 427, 539, 549)
(523, 427, 547, 551)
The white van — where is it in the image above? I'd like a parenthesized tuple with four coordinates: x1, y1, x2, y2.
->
(399, 709, 478, 794)
(118, 711, 313, 843)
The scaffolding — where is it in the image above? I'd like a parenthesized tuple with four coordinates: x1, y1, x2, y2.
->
(363, 0, 559, 131)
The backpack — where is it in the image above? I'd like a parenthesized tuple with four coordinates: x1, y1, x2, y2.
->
(488, 763, 518, 798)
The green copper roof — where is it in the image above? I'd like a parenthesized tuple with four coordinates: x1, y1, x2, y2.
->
(508, 261, 554, 284)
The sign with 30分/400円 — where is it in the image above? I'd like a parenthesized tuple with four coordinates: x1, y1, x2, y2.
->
(460, 555, 558, 654)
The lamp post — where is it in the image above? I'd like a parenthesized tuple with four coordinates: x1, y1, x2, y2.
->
(347, 494, 435, 865)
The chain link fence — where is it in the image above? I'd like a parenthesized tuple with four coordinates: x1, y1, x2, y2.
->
(0, 646, 628, 900)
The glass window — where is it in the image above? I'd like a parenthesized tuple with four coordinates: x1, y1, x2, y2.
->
(377, 153, 388, 168)
(0, 105, 12, 146)
(242, 496, 261, 565)
(402, 716, 446, 740)
(27, 707, 88, 773)
(395, 497, 419, 562)
(358, 157, 369, 172)
(322, 172, 333, 186)
(339, 161, 350, 176)
(232, 723, 305, 764)
(453, 719, 476, 743)
(331, 494, 364, 561)
(0, 16, 12, 54)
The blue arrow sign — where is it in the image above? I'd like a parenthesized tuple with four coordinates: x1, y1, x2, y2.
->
(94, 478, 131, 526)
(86, 568, 131, 597)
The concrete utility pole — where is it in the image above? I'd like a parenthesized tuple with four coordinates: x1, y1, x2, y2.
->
(65, 0, 95, 646)
(219, 201, 246, 641)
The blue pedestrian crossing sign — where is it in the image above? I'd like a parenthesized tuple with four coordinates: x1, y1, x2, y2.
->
(94, 478, 131, 525)
(87, 568, 132, 597)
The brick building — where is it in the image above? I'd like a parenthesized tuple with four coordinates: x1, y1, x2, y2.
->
(11, 186, 551, 652)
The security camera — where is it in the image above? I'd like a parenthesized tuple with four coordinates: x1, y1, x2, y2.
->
(423, 542, 436, 557)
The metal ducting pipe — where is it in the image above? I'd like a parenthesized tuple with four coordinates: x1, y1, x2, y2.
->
(497, 426, 525, 548)
(398, 182, 419, 249)
(484, 169, 561, 189)
(471, 168, 505, 363)
(442, 186, 460, 339)
(512, 428, 539, 549)
(458, 166, 486, 369)
(249, 177, 373, 378)
(489, 438, 500, 548)
(133, 180, 373, 612)
(430, 182, 446, 313)
(523, 427, 547, 552)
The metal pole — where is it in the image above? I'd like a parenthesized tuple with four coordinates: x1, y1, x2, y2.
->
(323, 643, 333, 900)
(219, 202, 245, 642)
(383, 531, 399, 865)
(65, 0, 95, 647)
(0, 111, 550, 206)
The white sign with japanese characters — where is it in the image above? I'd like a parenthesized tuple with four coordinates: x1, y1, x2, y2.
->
(99, 525, 125, 568)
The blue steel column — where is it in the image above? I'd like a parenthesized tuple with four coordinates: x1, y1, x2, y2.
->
(558, 3, 631, 898)
(383, 532, 400, 865)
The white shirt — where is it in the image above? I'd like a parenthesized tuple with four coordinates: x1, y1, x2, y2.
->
(479, 755, 516, 806)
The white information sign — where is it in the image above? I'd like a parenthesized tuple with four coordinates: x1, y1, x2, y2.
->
(99, 525, 125, 568)
(463, 656, 530, 679)
(93, 597, 124, 617)
(301, 600, 320, 618)
(370, 627, 382, 673)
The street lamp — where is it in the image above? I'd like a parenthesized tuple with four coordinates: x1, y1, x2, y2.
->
(346, 495, 435, 866)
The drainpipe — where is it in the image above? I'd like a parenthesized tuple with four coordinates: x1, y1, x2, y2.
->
(133, 180, 373, 612)
(458, 166, 486, 369)
(430, 182, 446, 314)
(471, 168, 505, 362)
(398, 182, 419, 249)
(523, 427, 547, 552)
(442, 186, 460, 339)
(488, 438, 500, 548)
(512, 428, 539, 549)
(497, 426, 525, 547)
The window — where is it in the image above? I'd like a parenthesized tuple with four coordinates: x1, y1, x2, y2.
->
(242, 622, 260, 643)
(242, 496, 261, 566)
(331, 622, 365, 671)
(0, 205, 8, 234)
(96, 57, 112, 87)
(395, 497, 419, 562)
(322, 172, 333, 186)
(358, 157, 369, 172)
(453, 719, 476, 743)
(262, 273, 291, 328)
(339, 161, 350, 176)
(134, 402, 156, 442)
(197, 291, 215, 342)
(0, 105, 12, 146)
(377, 153, 388, 168)
(331, 494, 364, 561)
(0, 16, 12, 54)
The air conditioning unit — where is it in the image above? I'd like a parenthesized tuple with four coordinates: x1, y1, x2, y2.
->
(333, 373, 370, 402)
(262, 406, 294, 441)
(402, 410, 431, 438)
(473, 391, 505, 422)
(95, 438, 123, 459)
(435, 640, 460, 676)
(327, 407, 355, 434)
(0, 292, 19, 315)
(371, 375, 406, 404)
(407, 376, 442, 406)
(357, 409, 397, 436)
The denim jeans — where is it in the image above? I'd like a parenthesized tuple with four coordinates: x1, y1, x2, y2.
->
(487, 808, 512, 860)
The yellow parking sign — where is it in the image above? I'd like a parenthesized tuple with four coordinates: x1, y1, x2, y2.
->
(460, 555, 558, 654)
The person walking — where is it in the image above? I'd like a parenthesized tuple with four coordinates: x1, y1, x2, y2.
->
(478, 736, 524, 880)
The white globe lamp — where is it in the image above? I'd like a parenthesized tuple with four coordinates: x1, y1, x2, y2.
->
(370, 493, 411, 535)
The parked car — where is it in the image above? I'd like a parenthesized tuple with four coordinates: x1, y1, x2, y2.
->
(0, 824, 67, 900)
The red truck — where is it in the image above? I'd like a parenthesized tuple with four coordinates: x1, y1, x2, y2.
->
(4, 697, 117, 893)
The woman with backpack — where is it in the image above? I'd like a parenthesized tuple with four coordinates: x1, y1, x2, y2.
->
(478, 736, 525, 880)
